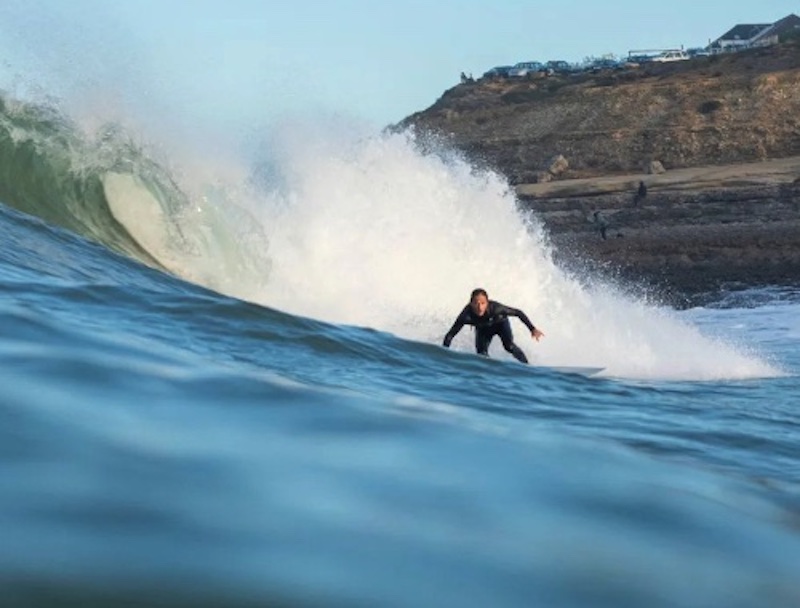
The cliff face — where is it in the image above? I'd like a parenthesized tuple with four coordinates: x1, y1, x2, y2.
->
(402, 43, 800, 184)
(400, 43, 800, 300)
(519, 166, 800, 305)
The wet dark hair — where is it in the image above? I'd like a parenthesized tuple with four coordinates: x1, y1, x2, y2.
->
(470, 288, 488, 300)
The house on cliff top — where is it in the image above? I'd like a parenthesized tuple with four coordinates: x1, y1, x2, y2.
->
(710, 13, 800, 52)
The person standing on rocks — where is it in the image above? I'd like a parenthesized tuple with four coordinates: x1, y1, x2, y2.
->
(634, 180, 647, 205)
(593, 210, 609, 240)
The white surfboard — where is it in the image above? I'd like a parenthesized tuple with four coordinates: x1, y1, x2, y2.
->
(535, 366, 605, 377)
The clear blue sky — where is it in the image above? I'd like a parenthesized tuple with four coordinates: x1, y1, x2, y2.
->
(1, 1, 797, 130)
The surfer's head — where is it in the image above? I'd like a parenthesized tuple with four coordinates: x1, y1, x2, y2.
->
(470, 288, 489, 316)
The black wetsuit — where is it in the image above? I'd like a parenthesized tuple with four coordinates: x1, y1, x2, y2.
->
(442, 300, 536, 363)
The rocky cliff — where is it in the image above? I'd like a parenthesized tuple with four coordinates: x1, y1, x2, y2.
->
(517, 160, 800, 304)
(400, 43, 800, 302)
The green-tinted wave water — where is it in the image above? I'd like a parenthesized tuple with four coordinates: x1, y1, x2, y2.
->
(0, 94, 189, 269)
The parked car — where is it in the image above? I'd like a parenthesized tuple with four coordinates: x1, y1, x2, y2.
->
(587, 58, 621, 72)
(508, 61, 546, 77)
(686, 47, 711, 58)
(545, 60, 574, 74)
(651, 50, 689, 62)
(482, 65, 513, 78)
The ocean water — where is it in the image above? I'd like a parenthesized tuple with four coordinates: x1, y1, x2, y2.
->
(1, 94, 800, 608)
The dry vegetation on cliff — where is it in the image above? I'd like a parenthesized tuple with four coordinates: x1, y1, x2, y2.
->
(402, 42, 800, 184)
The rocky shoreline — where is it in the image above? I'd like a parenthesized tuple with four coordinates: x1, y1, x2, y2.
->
(515, 157, 800, 305)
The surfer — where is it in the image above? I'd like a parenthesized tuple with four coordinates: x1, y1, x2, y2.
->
(442, 288, 544, 363)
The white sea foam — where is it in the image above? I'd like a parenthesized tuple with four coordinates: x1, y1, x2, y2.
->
(136, 121, 778, 381)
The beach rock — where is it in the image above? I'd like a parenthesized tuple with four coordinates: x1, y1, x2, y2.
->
(647, 160, 665, 174)
(548, 154, 569, 177)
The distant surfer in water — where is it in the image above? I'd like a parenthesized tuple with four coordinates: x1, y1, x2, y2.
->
(442, 288, 544, 363)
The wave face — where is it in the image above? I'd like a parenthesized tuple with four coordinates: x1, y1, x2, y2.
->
(2, 197, 800, 608)
(0, 94, 778, 380)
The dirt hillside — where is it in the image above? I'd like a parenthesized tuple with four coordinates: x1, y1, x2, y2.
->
(401, 43, 800, 184)
(399, 43, 800, 302)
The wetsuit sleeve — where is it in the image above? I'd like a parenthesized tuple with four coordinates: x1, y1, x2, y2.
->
(443, 307, 470, 347)
(494, 302, 536, 333)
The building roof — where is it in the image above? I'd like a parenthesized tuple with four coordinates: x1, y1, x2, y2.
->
(754, 13, 800, 41)
(711, 14, 800, 48)
(714, 23, 771, 44)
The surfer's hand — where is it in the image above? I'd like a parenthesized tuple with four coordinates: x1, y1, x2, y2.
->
(532, 328, 544, 341)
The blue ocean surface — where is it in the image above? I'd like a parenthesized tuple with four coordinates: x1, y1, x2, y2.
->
(1, 95, 800, 608)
